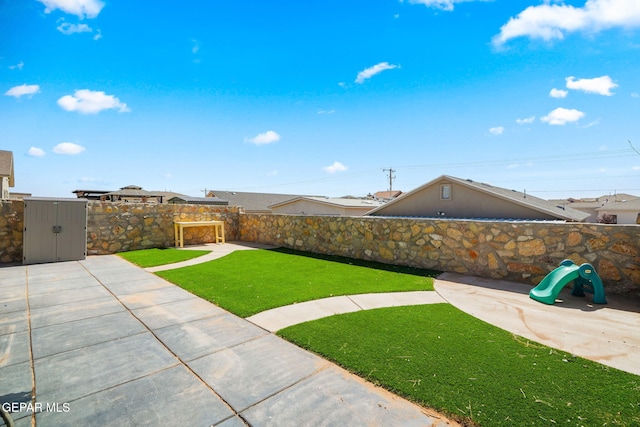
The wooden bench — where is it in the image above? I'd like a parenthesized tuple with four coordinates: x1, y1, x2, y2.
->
(174, 220, 225, 248)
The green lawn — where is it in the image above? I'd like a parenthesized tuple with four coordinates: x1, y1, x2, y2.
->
(156, 248, 438, 317)
(279, 304, 640, 426)
(118, 248, 211, 268)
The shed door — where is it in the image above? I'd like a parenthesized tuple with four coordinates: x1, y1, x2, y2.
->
(24, 200, 57, 264)
(24, 199, 87, 264)
(56, 201, 87, 262)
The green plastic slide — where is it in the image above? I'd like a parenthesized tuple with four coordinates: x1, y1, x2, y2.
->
(529, 259, 607, 305)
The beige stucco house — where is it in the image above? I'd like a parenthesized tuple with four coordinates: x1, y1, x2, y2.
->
(550, 193, 638, 223)
(596, 199, 640, 224)
(366, 175, 589, 222)
(0, 150, 15, 200)
(270, 196, 383, 216)
(206, 190, 316, 214)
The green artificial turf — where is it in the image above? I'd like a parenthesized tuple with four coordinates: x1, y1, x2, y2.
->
(156, 248, 438, 317)
(118, 248, 211, 268)
(278, 304, 640, 426)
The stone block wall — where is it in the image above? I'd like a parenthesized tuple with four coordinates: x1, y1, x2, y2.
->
(2, 200, 639, 297)
(0, 200, 23, 263)
(86, 202, 241, 255)
(239, 214, 640, 297)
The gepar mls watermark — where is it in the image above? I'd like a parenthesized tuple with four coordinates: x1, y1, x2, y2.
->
(2, 401, 70, 414)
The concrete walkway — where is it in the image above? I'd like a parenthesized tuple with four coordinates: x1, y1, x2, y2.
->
(151, 243, 640, 376)
(435, 273, 640, 377)
(0, 250, 457, 427)
(145, 242, 276, 273)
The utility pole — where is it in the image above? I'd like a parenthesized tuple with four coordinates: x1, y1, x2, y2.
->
(382, 168, 396, 192)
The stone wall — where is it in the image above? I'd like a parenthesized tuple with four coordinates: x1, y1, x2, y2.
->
(2, 200, 639, 297)
(86, 202, 241, 255)
(0, 200, 23, 263)
(239, 214, 640, 297)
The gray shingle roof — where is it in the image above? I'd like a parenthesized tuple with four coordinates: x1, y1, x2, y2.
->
(208, 190, 317, 212)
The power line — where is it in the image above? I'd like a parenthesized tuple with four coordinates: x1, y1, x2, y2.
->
(382, 168, 396, 192)
(229, 148, 639, 193)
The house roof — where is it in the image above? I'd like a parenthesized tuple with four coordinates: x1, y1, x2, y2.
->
(366, 175, 589, 222)
(168, 196, 228, 205)
(269, 196, 383, 210)
(103, 188, 162, 198)
(374, 190, 402, 200)
(207, 190, 316, 212)
(550, 193, 639, 210)
(0, 150, 15, 187)
(596, 198, 640, 211)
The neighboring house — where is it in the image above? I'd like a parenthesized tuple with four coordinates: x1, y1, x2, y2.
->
(374, 190, 402, 201)
(74, 187, 194, 204)
(101, 185, 168, 203)
(365, 175, 589, 222)
(9, 192, 31, 200)
(73, 190, 111, 200)
(596, 199, 640, 224)
(551, 193, 639, 223)
(168, 196, 228, 206)
(0, 150, 15, 200)
(269, 196, 383, 216)
(206, 190, 316, 214)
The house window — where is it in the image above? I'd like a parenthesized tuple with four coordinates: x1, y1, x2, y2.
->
(440, 184, 451, 200)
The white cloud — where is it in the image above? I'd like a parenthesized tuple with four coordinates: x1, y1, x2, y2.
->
(38, 0, 105, 19)
(550, 88, 568, 98)
(28, 147, 46, 157)
(57, 89, 130, 114)
(322, 161, 348, 174)
(541, 107, 585, 125)
(632, 92, 639, 98)
(245, 130, 281, 145)
(317, 110, 335, 115)
(53, 142, 85, 155)
(9, 62, 24, 70)
(267, 170, 278, 176)
(57, 22, 92, 35)
(493, 0, 640, 46)
(405, 0, 481, 12)
(5, 84, 40, 98)
(355, 62, 398, 84)
(566, 75, 618, 96)
(489, 126, 504, 135)
(516, 116, 535, 124)
(93, 29, 102, 40)
(191, 39, 201, 54)
(583, 119, 601, 128)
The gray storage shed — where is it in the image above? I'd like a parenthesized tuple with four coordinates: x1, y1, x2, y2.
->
(23, 197, 88, 264)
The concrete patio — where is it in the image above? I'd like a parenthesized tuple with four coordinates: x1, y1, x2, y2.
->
(0, 252, 456, 427)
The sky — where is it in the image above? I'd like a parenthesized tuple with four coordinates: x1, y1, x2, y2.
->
(2, 0, 640, 200)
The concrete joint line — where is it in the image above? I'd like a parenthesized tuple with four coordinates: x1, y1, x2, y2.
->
(346, 295, 365, 311)
(78, 262, 251, 426)
(236, 363, 332, 415)
(25, 268, 38, 427)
